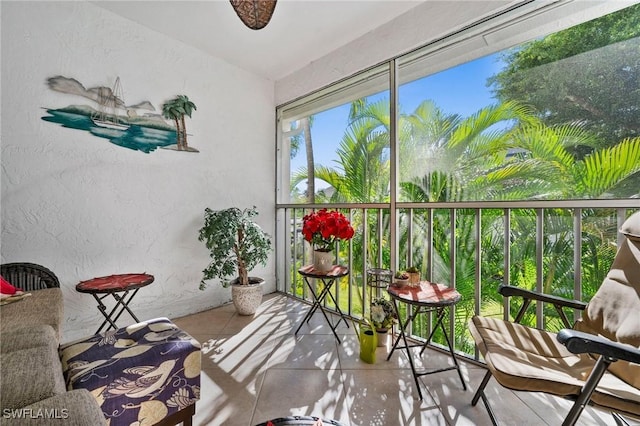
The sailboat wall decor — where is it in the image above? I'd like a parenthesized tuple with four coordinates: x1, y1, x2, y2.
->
(42, 75, 199, 154)
(91, 76, 130, 130)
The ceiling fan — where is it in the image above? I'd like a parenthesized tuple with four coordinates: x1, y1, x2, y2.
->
(229, 0, 278, 30)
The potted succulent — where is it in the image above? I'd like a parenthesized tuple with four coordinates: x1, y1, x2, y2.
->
(394, 271, 409, 287)
(406, 266, 421, 286)
(198, 206, 272, 315)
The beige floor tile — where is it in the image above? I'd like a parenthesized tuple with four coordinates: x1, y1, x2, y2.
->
(423, 366, 493, 426)
(513, 391, 615, 426)
(337, 333, 410, 370)
(197, 332, 274, 426)
(172, 308, 234, 335)
(261, 293, 302, 310)
(293, 310, 356, 340)
(186, 333, 217, 348)
(178, 293, 621, 426)
(341, 369, 446, 426)
(252, 369, 349, 425)
(459, 369, 551, 426)
(268, 334, 341, 370)
(391, 342, 461, 369)
(461, 370, 619, 426)
(200, 333, 277, 380)
(222, 310, 295, 336)
(195, 370, 262, 426)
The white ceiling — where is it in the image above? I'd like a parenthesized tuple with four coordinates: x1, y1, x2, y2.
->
(93, 1, 425, 81)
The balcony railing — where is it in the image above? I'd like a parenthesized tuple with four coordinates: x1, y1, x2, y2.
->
(275, 200, 639, 361)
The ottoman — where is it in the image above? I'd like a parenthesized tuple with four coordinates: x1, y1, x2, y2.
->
(60, 317, 200, 426)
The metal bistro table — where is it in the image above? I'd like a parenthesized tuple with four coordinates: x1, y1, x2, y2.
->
(295, 264, 349, 343)
(387, 280, 467, 399)
(76, 273, 154, 334)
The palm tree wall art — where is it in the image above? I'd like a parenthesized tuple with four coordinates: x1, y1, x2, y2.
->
(161, 95, 198, 152)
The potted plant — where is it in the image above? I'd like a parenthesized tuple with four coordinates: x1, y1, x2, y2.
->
(370, 297, 397, 346)
(198, 206, 271, 315)
(406, 266, 421, 286)
(394, 271, 409, 287)
(301, 209, 355, 272)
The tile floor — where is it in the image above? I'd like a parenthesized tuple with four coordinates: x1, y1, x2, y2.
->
(172, 293, 619, 426)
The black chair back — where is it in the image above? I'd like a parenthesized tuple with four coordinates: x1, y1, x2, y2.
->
(0, 262, 60, 291)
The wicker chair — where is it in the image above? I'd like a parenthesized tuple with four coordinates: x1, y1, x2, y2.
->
(0, 262, 60, 291)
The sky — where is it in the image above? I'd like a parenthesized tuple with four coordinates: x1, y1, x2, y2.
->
(289, 52, 506, 176)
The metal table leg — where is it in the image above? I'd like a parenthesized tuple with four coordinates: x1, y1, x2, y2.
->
(295, 276, 348, 343)
(93, 289, 142, 334)
(387, 300, 467, 399)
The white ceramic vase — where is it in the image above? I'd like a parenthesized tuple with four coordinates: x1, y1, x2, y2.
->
(231, 277, 264, 315)
(376, 329, 389, 347)
(313, 250, 334, 273)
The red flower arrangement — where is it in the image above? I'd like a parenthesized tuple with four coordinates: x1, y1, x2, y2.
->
(302, 209, 355, 251)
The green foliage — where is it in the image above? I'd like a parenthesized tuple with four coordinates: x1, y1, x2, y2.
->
(490, 4, 640, 145)
(576, 137, 640, 196)
(285, 5, 640, 351)
(162, 95, 197, 120)
(198, 206, 271, 289)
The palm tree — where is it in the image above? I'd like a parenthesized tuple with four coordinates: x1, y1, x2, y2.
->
(302, 117, 315, 202)
(162, 95, 197, 151)
(289, 116, 316, 202)
(498, 124, 640, 199)
(314, 98, 391, 203)
(162, 99, 182, 149)
(325, 96, 637, 344)
(491, 127, 640, 327)
(401, 105, 640, 334)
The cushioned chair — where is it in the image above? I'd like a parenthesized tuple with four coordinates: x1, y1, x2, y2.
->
(469, 211, 640, 426)
(0, 262, 60, 291)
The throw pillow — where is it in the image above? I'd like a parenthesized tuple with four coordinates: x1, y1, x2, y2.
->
(0, 275, 22, 295)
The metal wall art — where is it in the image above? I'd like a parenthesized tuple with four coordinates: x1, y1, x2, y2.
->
(42, 76, 199, 154)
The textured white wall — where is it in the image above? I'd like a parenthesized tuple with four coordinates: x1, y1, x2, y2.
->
(0, 1, 275, 342)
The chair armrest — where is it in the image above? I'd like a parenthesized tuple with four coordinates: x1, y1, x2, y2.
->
(499, 285, 587, 310)
(557, 329, 640, 364)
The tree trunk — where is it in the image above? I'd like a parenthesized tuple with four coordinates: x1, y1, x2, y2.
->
(180, 115, 188, 149)
(236, 228, 248, 285)
(237, 260, 248, 285)
(303, 117, 315, 203)
(173, 118, 182, 150)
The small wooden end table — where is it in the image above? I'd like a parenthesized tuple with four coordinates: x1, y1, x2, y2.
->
(76, 273, 154, 334)
(387, 280, 467, 399)
(295, 265, 349, 343)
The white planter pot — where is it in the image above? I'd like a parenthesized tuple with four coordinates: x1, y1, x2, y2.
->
(313, 250, 334, 272)
(376, 329, 389, 347)
(231, 277, 264, 315)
